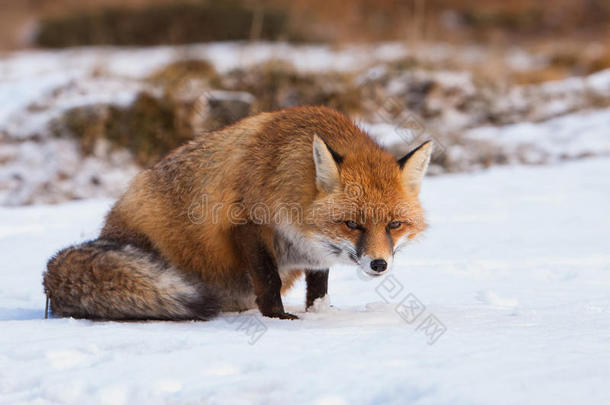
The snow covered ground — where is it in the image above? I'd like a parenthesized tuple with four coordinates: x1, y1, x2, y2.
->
(2, 42, 610, 205)
(0, 42, 412, 139)
(1, 157, 609, 404)
(465, 109, 610, 163)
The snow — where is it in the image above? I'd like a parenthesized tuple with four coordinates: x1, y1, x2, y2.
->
(506, 69, 610, 122)
(0, 42, 409, 140)
(2, 158, 610, 404)
(0, 42, 432, 206)
(3, 42, 610, 205)
(0, 138, 139, 206)
(362, 107, 610, 171)
(8, 43, 605, 139)
(465, 108, 610, 162)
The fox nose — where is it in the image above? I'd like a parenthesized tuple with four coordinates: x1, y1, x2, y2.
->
(370, 259, 387, 272)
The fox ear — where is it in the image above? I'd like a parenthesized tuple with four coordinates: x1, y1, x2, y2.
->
(312, 134, 342, 193)
(397, 141, 433, 194)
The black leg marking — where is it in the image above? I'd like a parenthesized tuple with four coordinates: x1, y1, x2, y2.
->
(306, 269, 329, 310)
(236, 225, 298, 320)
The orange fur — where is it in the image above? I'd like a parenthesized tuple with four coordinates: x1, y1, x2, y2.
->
(44, 106, 431, 320)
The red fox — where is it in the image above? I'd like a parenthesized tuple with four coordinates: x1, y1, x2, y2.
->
(43, 106, 432, 320)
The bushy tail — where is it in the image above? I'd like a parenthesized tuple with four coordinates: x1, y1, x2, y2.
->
(43, 239, 220, 321)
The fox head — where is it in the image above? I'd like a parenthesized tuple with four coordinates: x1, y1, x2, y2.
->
(307, 134, 433, 277)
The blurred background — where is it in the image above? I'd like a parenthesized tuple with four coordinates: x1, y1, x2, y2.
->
(1, 0, 609, 205)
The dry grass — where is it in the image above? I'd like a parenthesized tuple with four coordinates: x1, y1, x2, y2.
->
(148, 59, 220, 90)
(511, 39, 610, 84)
(51, 58, 365, 166)
(1, 0, 608, 49)
(34, 1, 307, 47)
(52, 92, 196, 166)
(220, 60, 363, 115)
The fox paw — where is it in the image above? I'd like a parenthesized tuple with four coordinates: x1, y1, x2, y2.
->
(265, 312, 299, 320)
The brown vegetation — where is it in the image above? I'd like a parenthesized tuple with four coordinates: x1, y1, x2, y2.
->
(53, 93, 195, 166)
(1, 0, 608, 49)
(221, 60, 362, 115)
(52, 59, 366, 166)
(35, 1, 310, 47)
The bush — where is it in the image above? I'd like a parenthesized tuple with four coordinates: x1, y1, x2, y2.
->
(55, 93, 195, 166)
(35, 1, 307, 47)
(221, 60, 363, 114)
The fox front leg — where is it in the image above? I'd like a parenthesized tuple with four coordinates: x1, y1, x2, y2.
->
(250, 250, 298, 319)
(305, 269, 329, 310)
(237, 225, 298, 320)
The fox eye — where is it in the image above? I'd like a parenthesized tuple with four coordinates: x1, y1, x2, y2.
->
(388, 221, 402, 230)
(345, 220, 360, 230)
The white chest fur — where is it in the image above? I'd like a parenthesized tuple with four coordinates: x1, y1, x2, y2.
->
(273, 225, 335, 272)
